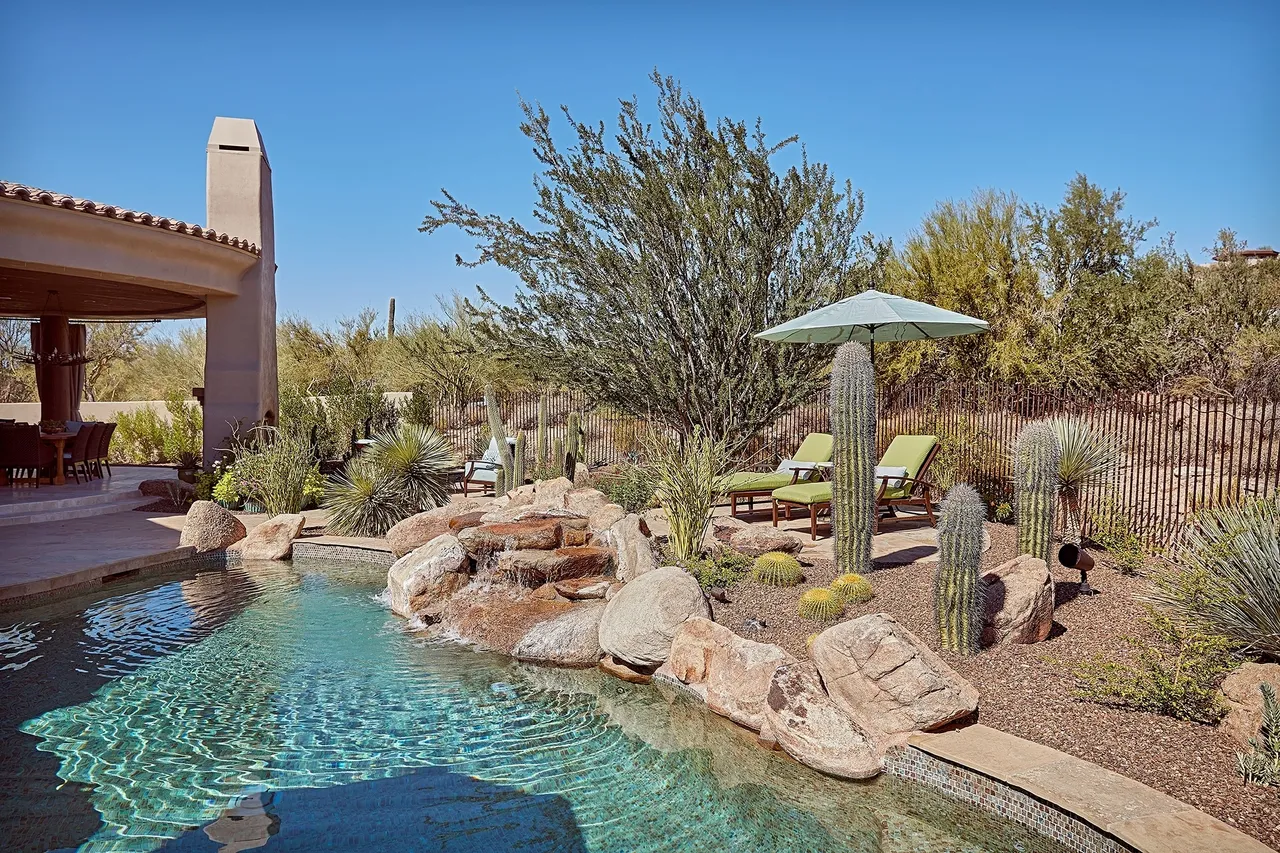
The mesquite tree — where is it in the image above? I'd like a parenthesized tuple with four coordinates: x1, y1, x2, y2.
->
(422, 71, 888, 451)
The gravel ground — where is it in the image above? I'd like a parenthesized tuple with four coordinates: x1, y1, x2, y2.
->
(708, 522, 1280, 848)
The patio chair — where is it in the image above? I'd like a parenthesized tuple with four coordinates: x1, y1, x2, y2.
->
(719, 433, 833, 518)
(63, 425, 96, 484)
(82, 423, 106, 479)
(460, 436, 518, 496)
(770, 434, 941, 540)
(96, 423, 117, 477)
(0, 424, 56, 487)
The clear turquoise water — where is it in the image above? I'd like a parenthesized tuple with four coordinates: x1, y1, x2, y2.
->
(0, 559, 1072, 853)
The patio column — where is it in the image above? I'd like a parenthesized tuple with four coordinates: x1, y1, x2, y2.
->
(34, 313, 71, 424)
(202, 117, 278, 462)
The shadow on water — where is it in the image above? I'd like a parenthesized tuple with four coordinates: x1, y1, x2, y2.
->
(0, 564, 281, 853)
(160, 767, 588, 853)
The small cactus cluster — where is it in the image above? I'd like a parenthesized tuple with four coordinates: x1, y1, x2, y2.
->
(752, 552, 803, 586)
(830, 342, 877, 578)
(798, 587, 845, 623)
(934, 483, 987, 655)
(831, 573, 873, 604)
(484, 385, 515, 496)
(1013, 421, 1060, 564)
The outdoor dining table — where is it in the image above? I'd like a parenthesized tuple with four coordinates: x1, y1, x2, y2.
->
(38, 431, 75, 485)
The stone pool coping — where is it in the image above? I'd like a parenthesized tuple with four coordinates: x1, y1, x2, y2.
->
(902, 725, 1272, 853)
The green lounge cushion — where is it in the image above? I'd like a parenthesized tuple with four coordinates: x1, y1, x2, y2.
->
(878, 434, 938, 499)
(721, 471, 801, 493)
(721, 433, 833, 496)
(772, 481, 832, 505)
(792, 432, 833, 464)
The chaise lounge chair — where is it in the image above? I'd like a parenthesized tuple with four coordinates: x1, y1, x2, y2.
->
(770, 434, 941, 540)
(719, 432, 833, 518)
(460, 436, 519, 496)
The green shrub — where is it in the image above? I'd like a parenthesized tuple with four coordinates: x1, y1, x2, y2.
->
(1090, 495, 1148, 575)
(194, 470, 218, 502)
(401, 385, 435, 428)
(752, 552, 803, 586)
(599, 463, 656, 513)
(798, 588, 844, 623)
(1238, 683, 1280, 787)
(302, 467, 326, 510)
(363, 422, 456, 512)
(112, 405, 168, 464)
(831, 573, 873, 604)
(231, 427, 312, 515)
(212, 469, 241, 508)
(667, 547, 752, 590)
(162, 392, 203, 467)
(1071, 612, 1237, 723)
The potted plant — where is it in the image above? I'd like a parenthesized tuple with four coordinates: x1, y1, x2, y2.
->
(212, 468, 243, 510)
(175, 449, 201, 484)
(39, 419, 66, 434)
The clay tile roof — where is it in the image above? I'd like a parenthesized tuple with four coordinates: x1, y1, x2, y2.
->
(0, 180, 260, 255)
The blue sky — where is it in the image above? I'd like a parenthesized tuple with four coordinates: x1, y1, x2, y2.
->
(3, 1, 1276, 329)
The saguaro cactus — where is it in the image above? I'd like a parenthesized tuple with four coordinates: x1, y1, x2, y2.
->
(484, 385, 514, 496)
(1013, 421, 1060, 564)
(513, 432, 527, 487)
(536, 395, 549, 469)
(551, 437, 564, 479)
(564, 411, 582, 480)
(386, 297, 396, 338)
(830, 341, 877, 577)
(935, 483, 987, 654)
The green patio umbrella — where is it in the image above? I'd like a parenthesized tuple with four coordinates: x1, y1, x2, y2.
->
(754, 289, 988, 362)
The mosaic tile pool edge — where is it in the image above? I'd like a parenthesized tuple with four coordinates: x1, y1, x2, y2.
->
(883, 746, 1133, 853)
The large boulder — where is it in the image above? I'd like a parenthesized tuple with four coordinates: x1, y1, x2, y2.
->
(982, 555, 1055, 645)
(179, 501, 246, 553)
(499, 546, 614, 584)
(512, 602, 605, 667)
(601, 514, 658, 582)
(598, 566, 711, 668)
(534, 477, 575, 507)
(442, 588, 578, 657)
(1220, 663, 1280, 749)
(237, 513, 305, 560)
(658, 617, 795, 731)
(457, 518, 565, 556)
(587, 502, 626, 535)
(811, 614, 979, 742)
(563, 487, 610, 518)
(728, 525, 803, 557)
(386, 499, 485, 557)
(763, 662, 883, 779)
(386, 534, 470, 619)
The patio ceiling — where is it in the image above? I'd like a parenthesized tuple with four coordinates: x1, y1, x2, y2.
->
(0, 264, 206, 319)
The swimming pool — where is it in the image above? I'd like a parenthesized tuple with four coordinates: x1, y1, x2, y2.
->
(0, 557, 1073, 852)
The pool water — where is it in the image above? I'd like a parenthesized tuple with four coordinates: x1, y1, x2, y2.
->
(0, 558, 1073, 853)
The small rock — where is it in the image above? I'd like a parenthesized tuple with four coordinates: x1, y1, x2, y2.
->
(532, 583, 563, 601)
(447, 511, 489, 533)
(598, 566, 711, 668)
(588, 503, 626, 534)
(708, 586, 730, 603)
(982, 555, 1055, 645)
(139, 478, 195, 499)
(564, 487, 610, 519)
(553, 576, 613, 600)
(728, 525, 803, 557)
(179, 501, 246, 553)
(599, 654, 653, 684)
(741, 618, 767, 633)
(534, 477, 575, 506)
(237, 513, 305, 560)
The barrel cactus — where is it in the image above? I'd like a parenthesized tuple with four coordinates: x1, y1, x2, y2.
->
(935, 483, 987, 655)
(798, 587, 845, 623)
(831, 573, 874, 604)
(484, 385, 514, 496)
(752, 552, 803, 586)
(830, 342, 877, 578)
(1013, 421, 1060, 564)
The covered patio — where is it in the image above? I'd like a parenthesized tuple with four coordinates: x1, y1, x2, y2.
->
(0, 116, 279, 485)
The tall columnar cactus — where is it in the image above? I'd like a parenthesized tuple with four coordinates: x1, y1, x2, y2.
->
(551, 437, 564, 479)
(1013, 421, 1061, 563)
(536, 395, 549, 469)
(564, 411, 581, 480)
(513, 432, 527, 487)
(484, 385, 514, 496)
(830, 341, 877, 577)
(935, 483, 987, 655)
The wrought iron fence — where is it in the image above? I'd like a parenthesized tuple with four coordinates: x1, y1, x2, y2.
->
(434, 384, 1279, 546)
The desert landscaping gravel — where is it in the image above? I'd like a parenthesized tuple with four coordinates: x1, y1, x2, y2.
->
(709, 521, 1280, 848)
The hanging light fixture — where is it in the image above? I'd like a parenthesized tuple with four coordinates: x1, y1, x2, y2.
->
(13, 291, 93, 367)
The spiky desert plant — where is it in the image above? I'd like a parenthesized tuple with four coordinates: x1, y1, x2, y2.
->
(536, 394, 549, 468)
(364, 422, 457, 513)
(1238, 683, 1280, 786)
(831, 573, 874, 604)
(1048, 416, 1122, 545)
(798, 588, 845, 623)
(322, 458, 406, 537)
(513, 431, 527, 487)
(752, 552, 803, 586)
(565, 411, 582, 479)
(1012, 421, 1060, 564)
(484, 385, 514, 496)
(935, 484, 987, 655)
(550, 437, 565, 479)
(642, 427, 730, 563)
(1149, 496, 1280, 660)
(830, 342, 877, 577)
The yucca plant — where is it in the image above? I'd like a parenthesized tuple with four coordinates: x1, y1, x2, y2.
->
(1048, 416, 1122, 545)
(322, 457, 406, 537)
(798, 588, 844, 623)
(642, 427, 730, 563)
(363, 422, 457, 513)
(1149, 497, 1280, 660)
(831, 573, 873, 604)
(752, 552, 803, 586)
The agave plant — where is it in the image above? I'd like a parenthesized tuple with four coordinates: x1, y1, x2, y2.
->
(322, 458, 407, 538)
(1149, 497, 1280, 660)
(1047, 417, 1122, 545)
(363, 422, 457, 513)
